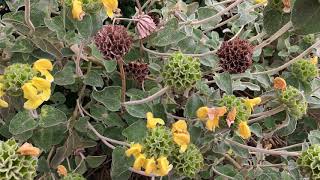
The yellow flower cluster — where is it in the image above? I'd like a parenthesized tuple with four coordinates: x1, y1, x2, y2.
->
(22, 59, 54, 110)
(72, 0, 118, 20)
(196, 97, 261, 140)
(125, 143, 172, 176)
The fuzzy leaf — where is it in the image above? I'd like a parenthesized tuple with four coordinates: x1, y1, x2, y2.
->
(9, 111, 38, 135)
(92, 86, 122, 112)
(111, 147, 132, 180)
(39, 105, 67, 128)
(122, 120, 147, 142)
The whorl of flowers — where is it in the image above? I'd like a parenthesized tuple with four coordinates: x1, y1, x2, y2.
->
(217, 38, 254, 74)
(0, 139, 40, 180)
(162, 52, 201, 91)
(298, 145, 320, 179)
(125, 61, 150, 84)
(0, 59, 54, 110)
(94, 25, 133, 60)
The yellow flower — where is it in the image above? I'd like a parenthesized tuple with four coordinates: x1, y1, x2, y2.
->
(17, 142, 41, 157)
(133, 154, 146, 171)
(173, 133, 190, 153)
(22, 77, 52, 110)
(144, 158, 156, 175)
(0, 83, 8, 108)
(22, 83, 44, 110)
(101, 0, 118, 18)
(206, 116, 219, 131)
(244, 97, 261, 113)
(172, 120, 190, 153)
(311, 56, 318, 65)
(72, 0, 85, 21)
(146, 112, 165, 129)
(205, 106, 227, 131)
(156, 156, 172, 176)
(255, 0, 267, 4)
(125, 143, 143, 158)
(238, 121, 251, 139)
(172, 120, 188, 133)
(33, 59, 54, 82)
(57, 165, 68, 177)
(274, 77, 287, 91)
(196, 106, 208, 120)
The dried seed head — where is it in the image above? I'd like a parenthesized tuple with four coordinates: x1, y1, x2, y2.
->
(135, 14, 157, 39)
(217, 38, 254, 74)
(125, 61, 150, 83)
(94, 25, 133, 60)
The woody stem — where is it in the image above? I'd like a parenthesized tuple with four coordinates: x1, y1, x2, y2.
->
(117, 59, 126, 105)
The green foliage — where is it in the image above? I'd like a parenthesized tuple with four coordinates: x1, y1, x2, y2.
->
(143, 126, 175, 159)
(0, 139, 38, 180)
(172, 144, 204, 178)
(278, 86, 308, 120)
(298, 145, 320, 179)
(291, 59, 318, 82)
(162, 52, 201, 91)
(61, 173, 86, 180)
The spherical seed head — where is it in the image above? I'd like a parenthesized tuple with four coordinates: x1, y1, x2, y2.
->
(94, 25, 133, 60)
(278, 86, 307, 120)
(124, 61, 150, 83)
(61, 173, 86, 180)
(3, 63, 37, 95)
(162, 52, 201, 91)
(143, 126, 175, 159)
(0, 139, 38, 180)
(218, 95, 251, 127)
(217, 38, 254, 74)
(172, 144, 204, 178)
(291, 59, 319, 82)
(297, 145, 320, 179)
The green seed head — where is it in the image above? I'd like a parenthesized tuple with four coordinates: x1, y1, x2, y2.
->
(278, 86, 307, 120)
(2, 63, 37, 96)
(0, 139, 38, 180)
(172, 144, 204, 178)
(143, 126, 175, 159)
(298, 145, 320, 179)
(291, 59, 318, 82)
(162, 52, 201, 91)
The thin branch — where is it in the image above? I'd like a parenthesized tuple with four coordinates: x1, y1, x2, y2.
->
(190, 0, 244, 26)
(254, 21, 293, 50)
(210, 0, 237, 6)
(248, 105, 285, 124)
(225, 139, 300, 156)
(273, 142, 308, 151)
(223, 154, 242, 170)
(249, 32, 267, 42)
(250, 105, 286, 118)
(204, 14, 240, 33)
(118, 59, 126, 105)
(122, 86, 169, 105)
(229, 25, 244, 41)
(252, 39, 320, 75)
(24, 0, 35, 33)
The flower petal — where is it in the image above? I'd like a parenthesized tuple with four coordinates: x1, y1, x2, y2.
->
(156, 156, 171, 176)
(125, 143, 143, 158)
(238, 121, 251, 139)
(172, 120, 188, 133)
(71, 0, 85, 20)
(17, 142, 41, 157)
(144, 158, 156, 175)
(57, 165, 68, 177)
(133, 154, 146, 171)
(196, 106, 208, 120)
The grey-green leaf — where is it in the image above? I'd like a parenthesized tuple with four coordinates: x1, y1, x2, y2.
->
(39, 105, 67, 128)
(92, 86, 122, 112)
(9, 111, 38, 135)
(111, 147, 132, 180)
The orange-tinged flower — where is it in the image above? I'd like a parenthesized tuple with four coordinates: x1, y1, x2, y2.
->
(101, 0, 118, 18)
(238, 121, 251, 139)
(33, 59, 54, 82)
(125, 143, 143, 158)
(133, 154, 146, 171)
(17, 142, 41, 157)
(72, 0, 85, 21)
(226, 107, 237, 127)
(311, 56, 318, 65)
(207, 106, 227, 120)
(146, 112, 165, 129)
(274, 77, 287, 91)
(196, 106, 209, 120)
(144, 158, 156, 175)
(156, 156, 172, 176)
(282, 0, 291, 13)
(57, 165, 68, 177)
